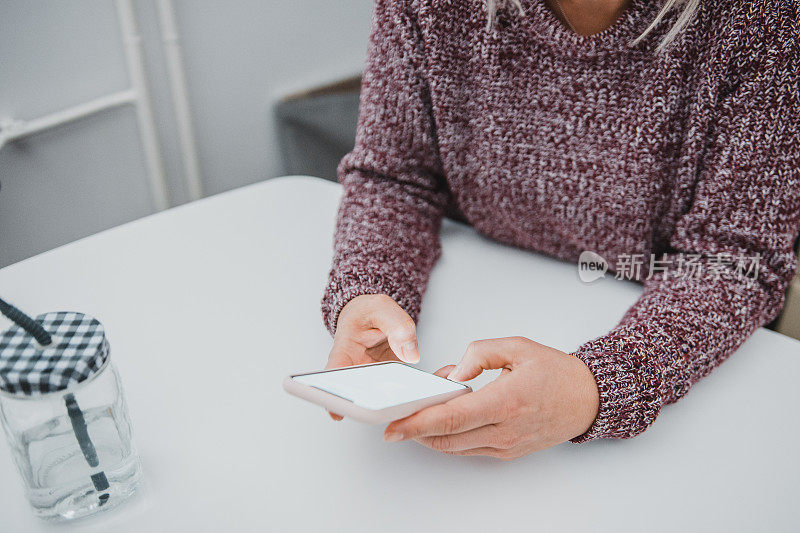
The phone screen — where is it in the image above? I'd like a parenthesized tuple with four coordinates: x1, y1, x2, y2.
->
(292, 362, 469, 410)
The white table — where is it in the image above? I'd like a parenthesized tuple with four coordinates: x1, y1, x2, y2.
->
(1, 176, 798, 532)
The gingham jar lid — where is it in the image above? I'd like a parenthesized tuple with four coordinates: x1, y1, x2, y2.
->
(0, 311, 110, 396)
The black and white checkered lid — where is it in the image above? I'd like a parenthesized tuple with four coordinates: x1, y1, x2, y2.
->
(0, 312, 110, 397)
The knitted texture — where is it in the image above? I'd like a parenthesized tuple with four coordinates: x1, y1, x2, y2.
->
(321, 0, 800, 441)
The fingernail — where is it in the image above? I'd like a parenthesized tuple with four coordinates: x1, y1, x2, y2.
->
(401, 341, 419, 363)
(447, 365, 464, 381)
(384, 432, 403, 443)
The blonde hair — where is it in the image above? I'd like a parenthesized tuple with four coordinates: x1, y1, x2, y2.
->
(485, 0, 700, 53)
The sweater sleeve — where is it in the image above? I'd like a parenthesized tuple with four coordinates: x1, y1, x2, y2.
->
(572, 11, 800, 442)
(321, 0, 449, 335)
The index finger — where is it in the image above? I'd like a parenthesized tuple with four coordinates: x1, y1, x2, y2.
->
(325, 338, 360, 421)
(325, 337, 360, 370)
(385, 386, 506, 441)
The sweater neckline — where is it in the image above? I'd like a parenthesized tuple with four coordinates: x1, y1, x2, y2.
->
(519, 0, 664, 58)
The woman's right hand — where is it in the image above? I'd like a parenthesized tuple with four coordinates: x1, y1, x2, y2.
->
(326, 294, 420, 420)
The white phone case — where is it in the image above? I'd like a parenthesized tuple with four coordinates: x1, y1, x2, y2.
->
(283, 362, 472, 424)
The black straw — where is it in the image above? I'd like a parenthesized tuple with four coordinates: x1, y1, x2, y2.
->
(65, 393, 110, 504)
(0, 297, 52, 345)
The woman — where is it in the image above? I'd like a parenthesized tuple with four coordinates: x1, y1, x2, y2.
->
(320, 0, 800, 459)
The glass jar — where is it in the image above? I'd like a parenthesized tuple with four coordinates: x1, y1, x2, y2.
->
(0, 312, 142, 521)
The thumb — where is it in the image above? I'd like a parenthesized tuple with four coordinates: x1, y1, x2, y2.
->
(369, 300, 420, 363)
(433, 365, 456, 378)
(447, 338, 519, 381)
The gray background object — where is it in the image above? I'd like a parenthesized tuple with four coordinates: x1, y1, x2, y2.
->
(274, 77, 361, 182)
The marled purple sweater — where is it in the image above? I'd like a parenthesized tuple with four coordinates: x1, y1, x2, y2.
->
(321, 0, 800, 441)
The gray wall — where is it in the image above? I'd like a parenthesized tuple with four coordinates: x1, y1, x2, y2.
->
(0, 0, 372, 267)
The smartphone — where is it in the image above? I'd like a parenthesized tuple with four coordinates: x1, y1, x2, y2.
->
(283, 361, 472, 424)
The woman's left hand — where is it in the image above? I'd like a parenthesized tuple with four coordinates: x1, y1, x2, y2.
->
(383, 337, 600, 460)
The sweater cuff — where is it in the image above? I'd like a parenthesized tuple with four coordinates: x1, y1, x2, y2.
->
(321, 270, 422, 336)
(569, 339, 662, 443)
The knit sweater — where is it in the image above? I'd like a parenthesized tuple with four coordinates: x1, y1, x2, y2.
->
(321, 0, 800, 441)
